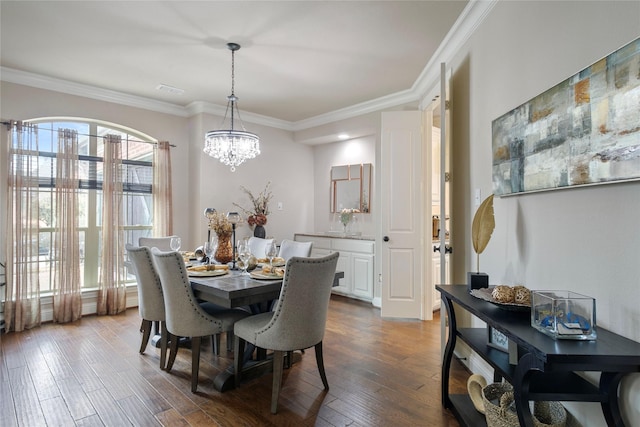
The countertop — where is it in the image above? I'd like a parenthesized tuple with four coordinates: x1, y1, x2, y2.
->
(295, 232, 375, 241)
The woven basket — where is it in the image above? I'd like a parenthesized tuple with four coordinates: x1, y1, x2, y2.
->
(482, 383, 567, 427)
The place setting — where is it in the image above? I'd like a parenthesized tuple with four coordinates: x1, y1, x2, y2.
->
(186, 238, 230, 277)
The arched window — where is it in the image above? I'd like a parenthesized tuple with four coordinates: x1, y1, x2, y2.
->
(26, 118, 156, 290)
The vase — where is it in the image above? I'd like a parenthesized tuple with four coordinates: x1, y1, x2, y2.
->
(253, 224, 266, 238)
(215, 232, 233, 264)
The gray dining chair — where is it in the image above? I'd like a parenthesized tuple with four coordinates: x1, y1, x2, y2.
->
(277, 239, 313, 260)
(139, 236, 176, 251)
(151, 248, 250, 392)
(248, 236, 275, 259)
(233, 252, 339, 413)
(126, 243, 169, 370)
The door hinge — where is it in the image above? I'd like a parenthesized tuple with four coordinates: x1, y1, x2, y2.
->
(444, 172, 451, 182)
(445, 100, 451, 110)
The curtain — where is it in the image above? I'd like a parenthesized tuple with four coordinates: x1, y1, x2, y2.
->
(97, 134, 126, 315)
(52, 129, 82, 323)
(152, 141, 173, 237)
(5, 121, 41, 331)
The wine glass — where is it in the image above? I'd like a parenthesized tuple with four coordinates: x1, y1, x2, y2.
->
(170, 236, 181, 251)
(204, 239, 217, 266)
(265, 240, 278, 268)
(237, 240, 251, 275)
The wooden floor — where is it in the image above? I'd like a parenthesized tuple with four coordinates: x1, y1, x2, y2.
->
(1, 295, 470, 426)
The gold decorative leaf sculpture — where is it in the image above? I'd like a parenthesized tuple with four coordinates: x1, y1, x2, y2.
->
(471, 194, 494, 272)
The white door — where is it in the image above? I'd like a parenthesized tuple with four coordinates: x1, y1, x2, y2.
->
(436, 63, 453, 355)
(438, 63, 453, 289)
(380, 111, 423, 319)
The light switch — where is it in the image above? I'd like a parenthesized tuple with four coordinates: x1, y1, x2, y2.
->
(277, 202, 283, 211)
(474, 188, 481, 206)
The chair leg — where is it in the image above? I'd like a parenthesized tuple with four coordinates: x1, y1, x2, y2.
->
(159, 321, 168, 370)
(139, 319, 152, 353)
(191, 336, 201, 393)
(233, 336, 246, 388)
(315, 341, 329, 390)
(227, 330, 234, 352)
(212, 333, 220, 356)
(166, 333, 179, 372)
(271, 350, 285, 414)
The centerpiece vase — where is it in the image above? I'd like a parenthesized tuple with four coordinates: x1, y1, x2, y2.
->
(215, 232, 233, 264)
(253, 224, 266, 238)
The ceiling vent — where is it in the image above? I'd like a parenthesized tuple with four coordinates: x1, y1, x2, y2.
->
(155, 84, 184, 95)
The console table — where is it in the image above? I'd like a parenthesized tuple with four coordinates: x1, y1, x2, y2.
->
(437, 285, 640, 427)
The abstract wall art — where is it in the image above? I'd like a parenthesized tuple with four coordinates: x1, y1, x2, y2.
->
(492, 38, 640, 196)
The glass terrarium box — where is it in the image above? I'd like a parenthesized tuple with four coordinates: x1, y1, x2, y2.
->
(531, 291, 597, 340)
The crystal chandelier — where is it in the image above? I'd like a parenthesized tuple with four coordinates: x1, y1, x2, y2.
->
(204, 43, 260, 172)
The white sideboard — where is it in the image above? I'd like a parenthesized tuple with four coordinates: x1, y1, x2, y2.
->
(294, 233, 374, 302)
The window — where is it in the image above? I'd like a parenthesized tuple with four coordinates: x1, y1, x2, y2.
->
(23, 119, 155, 291)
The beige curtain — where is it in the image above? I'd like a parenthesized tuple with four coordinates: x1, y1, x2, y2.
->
(5, 121, 41, 331)
(152, 141, 173, 236)
(97, 134, 126, 315)
(52, 129, 82, 323)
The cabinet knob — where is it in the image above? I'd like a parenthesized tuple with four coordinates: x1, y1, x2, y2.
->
(383, 236, 389, 242)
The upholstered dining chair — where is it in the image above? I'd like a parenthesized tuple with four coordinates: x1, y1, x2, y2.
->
(126, 243, 168, 370)
(151, 248, 250, 392)
(139, 236, 176, 251)
(277, 239, 313, 260)
(233, 252, 340, 413)
(247, 236, 275, 259)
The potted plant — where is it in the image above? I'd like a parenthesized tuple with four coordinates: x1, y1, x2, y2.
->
(468, 194, 494, 291)
(233, 182, 272, 238)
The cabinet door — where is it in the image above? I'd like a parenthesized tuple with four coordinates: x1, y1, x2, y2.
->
(352, 253, 374, 300)
(332, 252, 351, 295)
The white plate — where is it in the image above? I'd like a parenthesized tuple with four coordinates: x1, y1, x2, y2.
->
(187, 269, 228, 277)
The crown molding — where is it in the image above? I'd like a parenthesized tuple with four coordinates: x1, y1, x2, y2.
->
(186, 101, 294, 131)
(0, 66, 189, 117)
(291, 88, 419, 131)
(415, 0, 498, 109)
(0, 1, 493, 132)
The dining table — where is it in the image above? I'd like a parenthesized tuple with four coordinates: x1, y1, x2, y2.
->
(189, 267, 345, 392)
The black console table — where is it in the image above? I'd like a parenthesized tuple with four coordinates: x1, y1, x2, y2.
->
(437, 285, 640, 427)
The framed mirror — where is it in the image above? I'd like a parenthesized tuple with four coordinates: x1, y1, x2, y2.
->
(330, 163, 372, 213)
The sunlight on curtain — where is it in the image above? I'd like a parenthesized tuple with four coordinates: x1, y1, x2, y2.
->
(97, 134, 126, 315)
(152, 141, 173, 237)
(5, 121, 41, 331)
(52, 128, 82, 323)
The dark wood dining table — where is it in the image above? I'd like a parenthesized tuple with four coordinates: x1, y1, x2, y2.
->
(189, 268, 344, 391)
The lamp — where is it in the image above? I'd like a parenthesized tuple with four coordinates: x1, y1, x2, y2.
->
(204, 42, 260, 172)
(227, 212, 240, 270)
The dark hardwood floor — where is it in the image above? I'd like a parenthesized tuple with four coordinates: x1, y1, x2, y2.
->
(1, 295, 470, 426)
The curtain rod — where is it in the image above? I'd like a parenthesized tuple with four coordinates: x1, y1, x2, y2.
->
(1, 120, 176, 147)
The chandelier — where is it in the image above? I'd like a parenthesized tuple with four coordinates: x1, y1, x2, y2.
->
(204, 42, 260, 172)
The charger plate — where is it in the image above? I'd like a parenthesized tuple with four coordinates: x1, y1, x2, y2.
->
(250, 271, 283, 280)
(187, 269, 228, 277)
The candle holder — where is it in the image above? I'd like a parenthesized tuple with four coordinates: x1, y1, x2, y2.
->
(204, 207, 216, 245)
(227, 212, 240, 270)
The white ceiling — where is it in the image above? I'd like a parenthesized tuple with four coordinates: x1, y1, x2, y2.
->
(1, 1, 469, 126)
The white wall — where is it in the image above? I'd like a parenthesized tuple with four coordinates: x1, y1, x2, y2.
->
(190, 113, 315, 247)
(446, 1, 640, 425)
(0, 81, 316, 252)
(312, 135, 376, 236)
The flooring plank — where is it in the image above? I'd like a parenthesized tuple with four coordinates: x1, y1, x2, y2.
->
(1, 296, 468, 426)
